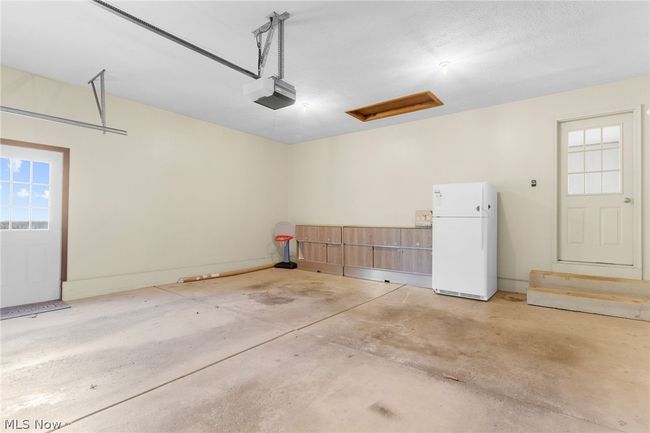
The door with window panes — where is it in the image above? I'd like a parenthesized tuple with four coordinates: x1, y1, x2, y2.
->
(0, 145, 62, 308)
(559, 113, 634, 265)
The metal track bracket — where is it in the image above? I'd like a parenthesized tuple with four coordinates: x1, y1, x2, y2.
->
(88, 69, 106, 132)
(253, 12, 290, 78)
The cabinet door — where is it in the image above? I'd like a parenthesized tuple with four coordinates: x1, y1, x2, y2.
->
(327, 244, 343, 264)
(344, 245, 373, 268)
(343, 227, 373, 245)
(400, 228, 432, 248)
(318, 226, 342, 244)
(371, 228, 401, 247)
(295, 225, 308, 241)
(296, 225, 319, 242)
(300, 242, 327, 263)
(401, 249, 433, 274)
(373, 247, 401, 271)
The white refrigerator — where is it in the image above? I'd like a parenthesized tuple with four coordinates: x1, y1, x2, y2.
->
(432, 182, 497, 301)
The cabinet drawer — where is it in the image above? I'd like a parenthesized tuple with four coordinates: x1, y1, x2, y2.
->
(318, 226, 342, 244)
(296, 225, 317, 242)
(299, 242, 327, 263)
(343, 227, 373, 245)
(344, 245, 373, 268)
(400, 249, 432, 274)
(400, 228, 432, 248)
(373, 247, 401, 271)
(370, 228, 401, 247)
(327, 244, 343, 264)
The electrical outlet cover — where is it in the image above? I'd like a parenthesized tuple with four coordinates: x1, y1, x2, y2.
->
(415, 210, 433, 227)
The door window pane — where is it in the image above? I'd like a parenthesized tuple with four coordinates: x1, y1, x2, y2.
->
(31, 185, 49, 207)
(568, 152, 584, 173)
(1, 158, 52, 230)
(30, 208, 49, 230)
(602, 149, 620, 171)
(566, 124, 623, 195)
(585, 173, 601, 194)
(568, 130, 584, 147)
(568, 174, 584, 195)
(32, 162, 50, 185)
(585, 128, 601, 145)
(584, 151, 601, 172)
(603, 171, 621, 193)
(602, 125, 620, 143)
(12, 183, 30, 207)
(11, 207, 29, 229)
(11, 160, 30, 182)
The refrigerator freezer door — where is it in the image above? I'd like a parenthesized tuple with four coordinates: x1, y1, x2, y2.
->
(433, 182, 485, 217)
(432, 217, 488, 297)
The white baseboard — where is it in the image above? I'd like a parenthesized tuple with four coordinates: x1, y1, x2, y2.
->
(62, 257, 273, 301)
(498, 277, 528, 293)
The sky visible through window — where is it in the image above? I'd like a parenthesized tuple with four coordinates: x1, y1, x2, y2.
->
(0, 157, 50, 230)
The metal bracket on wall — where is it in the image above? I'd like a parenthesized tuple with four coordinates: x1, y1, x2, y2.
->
(0, 68, 127, 135)
(88, 69, 107, 132)
(253, 12, 290, 78)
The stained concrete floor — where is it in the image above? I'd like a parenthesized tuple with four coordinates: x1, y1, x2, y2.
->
(1, 269, 649, 433)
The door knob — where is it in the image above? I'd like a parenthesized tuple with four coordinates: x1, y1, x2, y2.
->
(624, 197, 632, 203)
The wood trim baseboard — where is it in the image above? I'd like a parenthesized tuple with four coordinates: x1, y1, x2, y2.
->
(0, 138, 70, 285)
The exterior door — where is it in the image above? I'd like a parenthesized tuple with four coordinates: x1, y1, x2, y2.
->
(559, 113, 634, 265)
(0, 145, 63, 308)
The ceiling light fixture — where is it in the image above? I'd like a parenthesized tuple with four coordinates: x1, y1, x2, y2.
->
(302, 102, 310, 113)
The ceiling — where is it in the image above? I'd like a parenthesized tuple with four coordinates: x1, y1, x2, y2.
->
(1, 1, 648, 144)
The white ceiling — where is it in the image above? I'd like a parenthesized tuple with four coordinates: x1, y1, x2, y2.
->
(1, 1, 648, 144)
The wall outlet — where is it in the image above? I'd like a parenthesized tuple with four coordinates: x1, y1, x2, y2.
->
(415, 210, 432, 227)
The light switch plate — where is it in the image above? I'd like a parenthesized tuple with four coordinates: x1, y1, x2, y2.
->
(415, 210, 432, 227)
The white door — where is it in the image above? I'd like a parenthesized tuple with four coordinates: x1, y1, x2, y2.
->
(559, 113, 634, 265)
(0, 145, 63, 308)
(432, 217, 487, 296)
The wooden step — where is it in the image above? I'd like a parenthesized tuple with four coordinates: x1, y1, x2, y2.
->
(527, 270, 650, 321)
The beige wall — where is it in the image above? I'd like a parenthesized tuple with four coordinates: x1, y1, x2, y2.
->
(288, 76, 650, 291)
(2, 66, 647, 299)
(1, 66, 288, 299)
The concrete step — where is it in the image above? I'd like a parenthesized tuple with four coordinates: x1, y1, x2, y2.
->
(527, 270, 650, 321)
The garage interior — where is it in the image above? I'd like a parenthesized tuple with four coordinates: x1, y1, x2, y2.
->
(1, 1, 649, 433)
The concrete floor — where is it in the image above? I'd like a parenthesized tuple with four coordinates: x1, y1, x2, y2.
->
(1, 269, 648, 433)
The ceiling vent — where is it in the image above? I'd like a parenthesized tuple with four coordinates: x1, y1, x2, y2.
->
(346, 91, 443, 122)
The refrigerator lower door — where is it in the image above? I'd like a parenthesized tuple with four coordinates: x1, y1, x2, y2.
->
(432, 217, 488, 299)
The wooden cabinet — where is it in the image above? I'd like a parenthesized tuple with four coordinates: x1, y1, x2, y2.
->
(344, 245, 373, 268)
(299, 242, 327, 263)
(370, 228, 401, 247)
(295, 225, 315, 242)
(400, 228, 432, 248)
(297, 224, 432, 287)
(320, 226, 342, 244)
(296, 225, 344, 276)
(327, 244, 342, 265)
(343, 227, 373, 246)
(400, 249, 432, 274)
(296, 225, 341, 243)
(373, 247, 401, 271)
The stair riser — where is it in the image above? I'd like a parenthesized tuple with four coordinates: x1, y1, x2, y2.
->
(528, 290, 649, 321)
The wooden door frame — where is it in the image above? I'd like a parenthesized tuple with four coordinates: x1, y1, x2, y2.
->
(1, 138, 70, 291)
(552, 105, 643, 279)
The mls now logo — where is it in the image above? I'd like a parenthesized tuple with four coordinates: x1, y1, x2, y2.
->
(4, 419, 64, 430)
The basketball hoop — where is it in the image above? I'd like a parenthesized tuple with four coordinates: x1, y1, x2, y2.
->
(274, 222, 297, 269)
